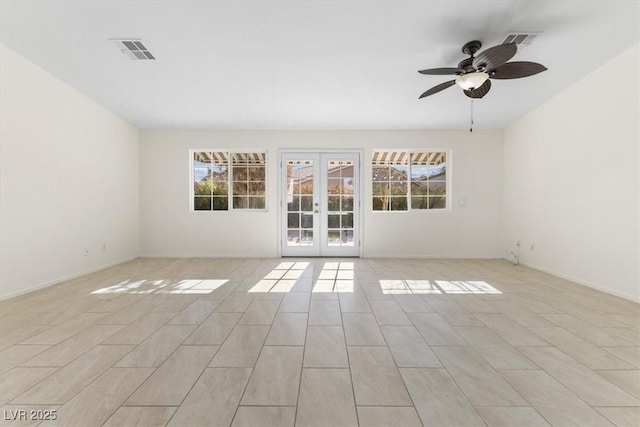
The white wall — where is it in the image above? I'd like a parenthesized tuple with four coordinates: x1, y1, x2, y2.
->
(0, 44, 140, 299)
(139, 129, 504, 259)
(504, 43, 639, 302)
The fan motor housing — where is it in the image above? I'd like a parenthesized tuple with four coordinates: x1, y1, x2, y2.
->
(457, 57, 475, 73)
(461, 40, 482, 56)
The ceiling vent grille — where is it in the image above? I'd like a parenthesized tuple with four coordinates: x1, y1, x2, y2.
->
(111, 39, 155, 60)
(502, 33, 539, 52)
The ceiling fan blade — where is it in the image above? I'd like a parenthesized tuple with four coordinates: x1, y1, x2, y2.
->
(489, 61, 547, 79)
(418, 67, 464, 75)
(419, 80, 456, 99)
(472, 42, 517, 72)
(464, 79, 491, 99)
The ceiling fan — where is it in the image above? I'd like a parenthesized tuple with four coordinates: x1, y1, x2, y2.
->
(418, 40, 547, 99)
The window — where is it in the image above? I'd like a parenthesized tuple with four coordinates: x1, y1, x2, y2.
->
(409, 152, 447, 209)
(192, 151, 266, 211)
(232, 152, 267, 209)
(372, 150, 447, 211)
(372, 152, 408, 211)
(193, 152, 229, 211)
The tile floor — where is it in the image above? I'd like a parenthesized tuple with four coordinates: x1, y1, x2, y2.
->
(0, 258, 638, 426)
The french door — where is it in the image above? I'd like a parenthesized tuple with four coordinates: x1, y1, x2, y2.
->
(281, 151, 360, 257)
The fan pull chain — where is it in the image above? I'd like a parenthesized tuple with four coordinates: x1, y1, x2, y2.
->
(469, 99, 474, 133)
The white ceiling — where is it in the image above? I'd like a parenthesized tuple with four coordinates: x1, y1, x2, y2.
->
(1, 1, 638, 129)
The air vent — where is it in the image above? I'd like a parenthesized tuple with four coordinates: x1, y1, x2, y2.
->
(502, 32, 540, 52)
(111, 39, 155, 60)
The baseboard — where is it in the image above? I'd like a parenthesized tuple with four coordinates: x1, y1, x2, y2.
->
(508, 258, 640, 304)
(0, 256, 139, 301)
(138, 253, 503, 260)
(138, 253, 274, 259)
(365, 254, 503, 259)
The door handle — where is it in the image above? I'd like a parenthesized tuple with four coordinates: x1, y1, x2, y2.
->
(314, 210, 319, 214)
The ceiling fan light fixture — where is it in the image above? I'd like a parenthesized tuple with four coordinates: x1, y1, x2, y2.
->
(418, 41, 545, 100)
(456, 72, 489, 90)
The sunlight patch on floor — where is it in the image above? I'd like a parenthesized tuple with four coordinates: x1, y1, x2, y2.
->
(248, 262, 310, 293)
(312, 262, 354, 293)
(436, 280, 501, 294)
(379, 279, 441, 294)
(379, 279, 501, 294)
(90, 279, 228, 294)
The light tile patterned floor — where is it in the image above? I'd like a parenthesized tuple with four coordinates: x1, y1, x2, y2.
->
(1, 258, 638, 426)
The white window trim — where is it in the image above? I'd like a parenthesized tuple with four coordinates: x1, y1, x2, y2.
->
(371, 148, 452, 213)
(189, 149, 269, 212)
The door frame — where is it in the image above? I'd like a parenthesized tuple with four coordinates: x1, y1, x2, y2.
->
(278, 148, 364, 258)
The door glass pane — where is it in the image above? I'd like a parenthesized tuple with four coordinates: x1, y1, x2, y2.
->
(287, 213, 299, 228)
(301, 230, 313, 242)
(327, 230, 340, 244)
(288, 196, 299, 211)
(342, 196, 353, 211)
(328, 196, 340, 211)
(287, 160, 314, 246)
(327, 160, 355, 247)
(300, 196, 313, 211)
(327, 179, 341, 194)
(343, 178, 354, 194)
(301, 213, 313, 229)
(288, 230, 300, 244)
(341, 213, 353, 228)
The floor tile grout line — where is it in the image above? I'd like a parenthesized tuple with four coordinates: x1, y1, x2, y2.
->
(339, 278, 364, 427)
(403, 304, 495, 423)
(292, 264, 313, 426)
(0, 365, 61, 407)
(8, 342, 141, 406)
(15, 350, 154, 412)
(228, 266, 291, 427)
(507, 344, 640, 411)
(364, 282, 429, 427)
(113, 330, 214, 409)
(18, 322, 134, 368)
(139, 347, 218, 425)
(91, 367, 159, 427)
(13, 310, 110, 347)
(160, 262, 249, 427)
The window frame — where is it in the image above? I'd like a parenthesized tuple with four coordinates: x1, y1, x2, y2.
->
(371, 149, 451, 213)
(189, 149, 268, 212)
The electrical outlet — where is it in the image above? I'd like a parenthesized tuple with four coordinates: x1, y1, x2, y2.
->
(530, 244, 534, 251)
(84, 248, 89, 256)
(102, 243, 107, 252)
